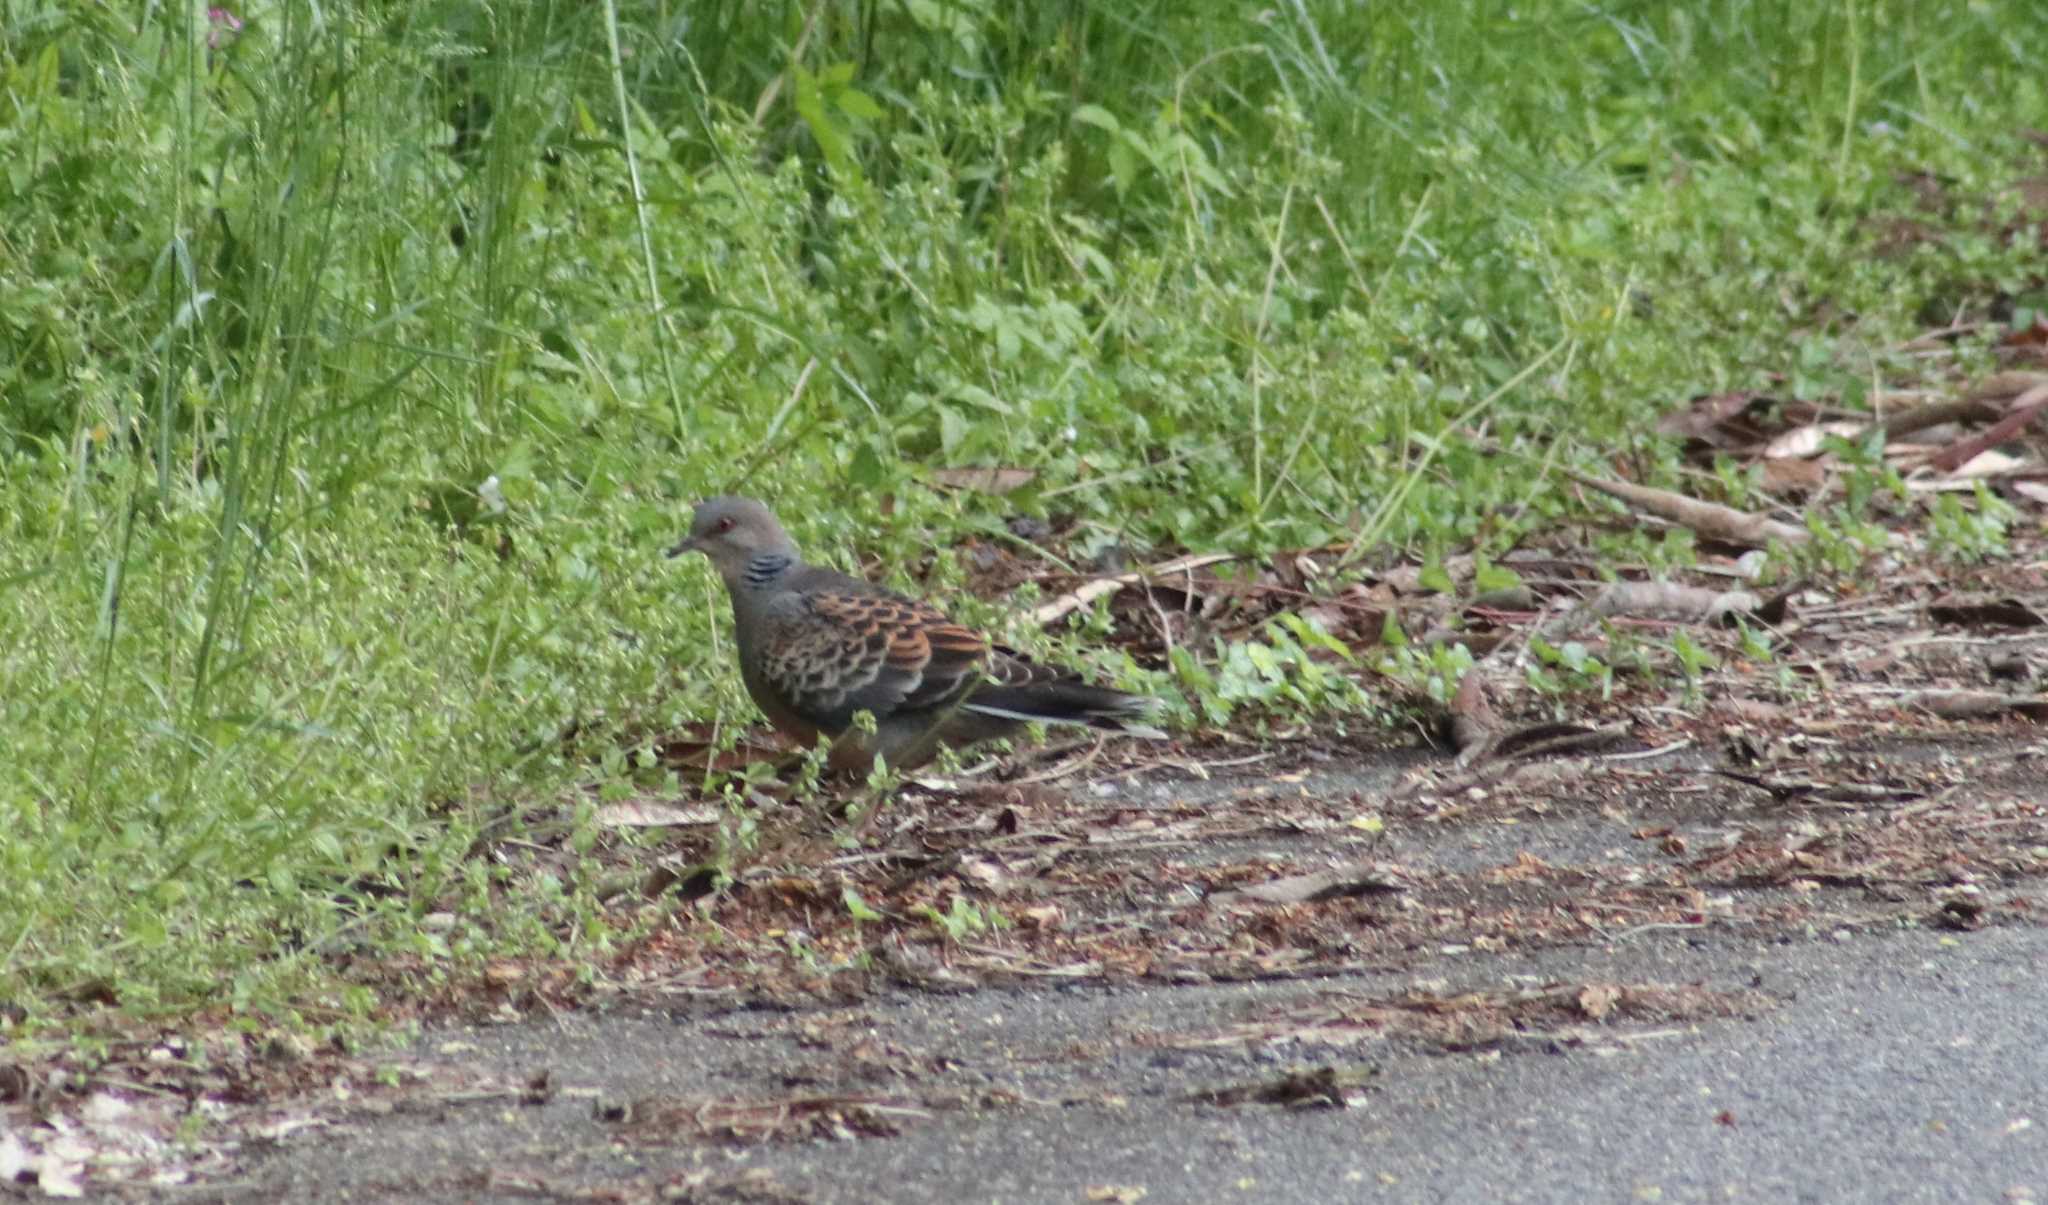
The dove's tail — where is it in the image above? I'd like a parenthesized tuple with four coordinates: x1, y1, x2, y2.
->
(963, 682, 1169, 740)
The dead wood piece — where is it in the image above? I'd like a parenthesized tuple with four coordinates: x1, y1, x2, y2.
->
(1485, 722, 1640, 763)
(1212, 862, 1408, 906)
(1928, 383, 2048, 474)
(1582, 581, 1761, 625)
(1028, 552, 1240, 626)
(1871, 397, 2006, 440)
(1910, 690, 2048, 722)
(1715, 771, 1927, 805)
(1964, 371, 2048, 406)
(1570, 472, 1811, 548)
(596, 799, 721, 828)
(1188, 1064, 1376, 1108)
(1529, 581, 1759, 648)
(1926, 596, 2046, 630)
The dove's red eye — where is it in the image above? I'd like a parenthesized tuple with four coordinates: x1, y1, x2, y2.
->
(714, 516, 735, 533)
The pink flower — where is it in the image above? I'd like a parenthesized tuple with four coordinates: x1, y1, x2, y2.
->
(207, 7, 243, 49)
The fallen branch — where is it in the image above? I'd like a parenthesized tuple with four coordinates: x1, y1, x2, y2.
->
(1927, 382, 2048, 473)
(1028, 551, 1242, 626)
(1869, 397, 2004, 440)
(1569, 472, 1811, 547)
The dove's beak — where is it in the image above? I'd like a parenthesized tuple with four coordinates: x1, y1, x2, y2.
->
(666, 535, 699, 559)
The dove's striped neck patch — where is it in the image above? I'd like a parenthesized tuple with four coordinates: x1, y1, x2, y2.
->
(743, 553, 794, 588)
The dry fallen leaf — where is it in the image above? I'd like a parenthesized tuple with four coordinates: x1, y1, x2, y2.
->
(1577, 984, 1621, 1021)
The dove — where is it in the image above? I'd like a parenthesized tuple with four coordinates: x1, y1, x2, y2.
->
(669, 496, 1163, 773)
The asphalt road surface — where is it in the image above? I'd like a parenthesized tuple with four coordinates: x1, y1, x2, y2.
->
(232, 922, 2047, 1203)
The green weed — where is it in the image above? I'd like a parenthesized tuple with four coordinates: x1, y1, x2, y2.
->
(1, 0, 2042, 1026)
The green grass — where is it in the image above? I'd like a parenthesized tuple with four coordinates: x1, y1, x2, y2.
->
(1, 0, 2042, 1025)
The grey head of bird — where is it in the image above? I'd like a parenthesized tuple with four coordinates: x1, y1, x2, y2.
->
(666, 495, 800, 585)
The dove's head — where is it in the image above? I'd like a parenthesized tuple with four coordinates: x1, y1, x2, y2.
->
(668, 496, 799, 583)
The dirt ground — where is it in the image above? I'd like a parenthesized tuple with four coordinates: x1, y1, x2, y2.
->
(8, 706, 2043, 1200)
(7, 426, 2048, 1201)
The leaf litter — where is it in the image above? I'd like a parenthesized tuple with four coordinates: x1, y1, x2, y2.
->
(8, 172, 2048, 1201)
